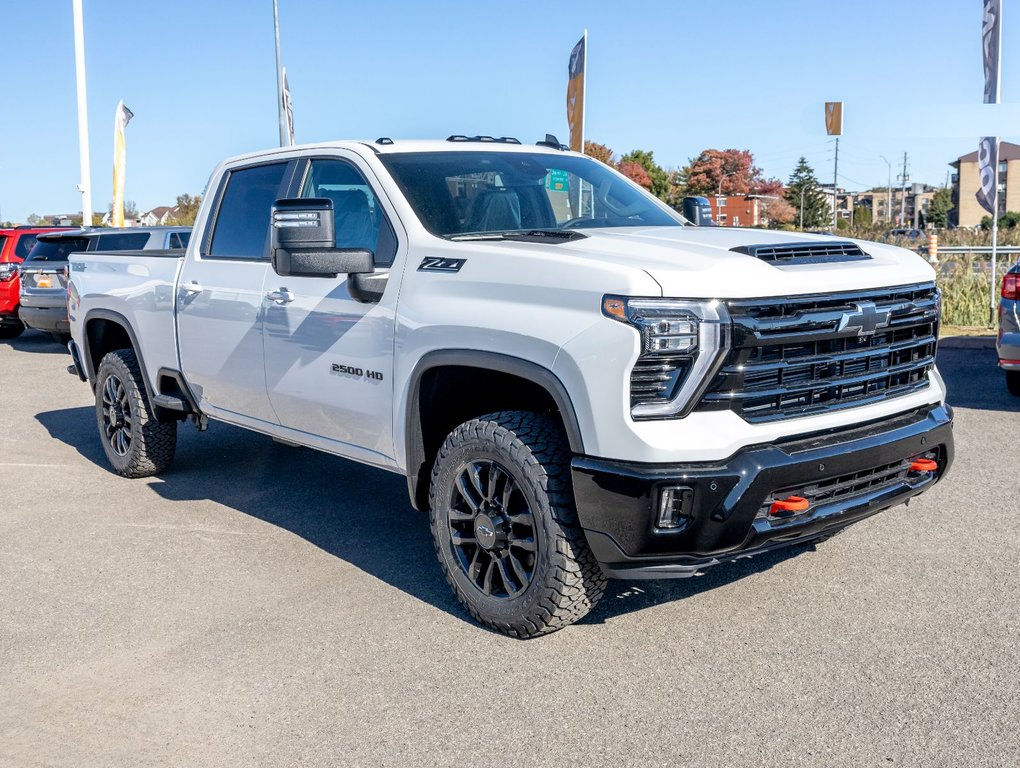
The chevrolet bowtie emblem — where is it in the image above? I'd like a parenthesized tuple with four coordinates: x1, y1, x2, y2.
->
(837, 301, 891, 337)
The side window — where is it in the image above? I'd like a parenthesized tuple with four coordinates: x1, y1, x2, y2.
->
(14, 235, 40, 259)
(209, 162, 289, 260)
(168, 231, 190, 249)
(300, 159, 396, 267)
(96, 232, 150, 250)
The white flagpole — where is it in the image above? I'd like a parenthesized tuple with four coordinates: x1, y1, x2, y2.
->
(72, 0, 92, 227)
(273, 0, 287, 148)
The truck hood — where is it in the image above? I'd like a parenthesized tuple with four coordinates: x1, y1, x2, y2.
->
(550, 226, 936, 299)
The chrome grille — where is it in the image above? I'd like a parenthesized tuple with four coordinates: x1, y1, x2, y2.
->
(697, 283, 938, 421)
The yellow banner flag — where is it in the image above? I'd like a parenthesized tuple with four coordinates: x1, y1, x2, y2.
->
(112, 100, 134, 227)
(566, 34, 586, 152)
(824, 101, 843, 136)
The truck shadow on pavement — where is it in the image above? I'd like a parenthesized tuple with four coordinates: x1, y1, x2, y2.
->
(937, 347, 1020, 413)
(37, 406, 808, 632)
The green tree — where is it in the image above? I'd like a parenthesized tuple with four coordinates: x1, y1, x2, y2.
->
(167, 193, 202, 226)
(784, 157, 829, 230)
(927, 187, 953, 229)
(619, 149, 670, 201)
(853, 203, 872, 228)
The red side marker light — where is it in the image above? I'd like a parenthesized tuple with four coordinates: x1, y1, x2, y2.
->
(769, 495, 810, 516)
(910, 458, 938, 472)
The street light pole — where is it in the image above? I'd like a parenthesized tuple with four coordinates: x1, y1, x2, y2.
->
(71, 0, 92, 226)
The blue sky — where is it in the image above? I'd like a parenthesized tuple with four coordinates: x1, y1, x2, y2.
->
(1, 0, 1017, 222)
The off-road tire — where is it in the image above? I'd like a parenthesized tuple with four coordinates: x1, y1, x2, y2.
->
(1007, 370, 1020, 397)
(0, 321, 24, 339)
(429, 411, 606, 638)
(95, 349, 177, 477)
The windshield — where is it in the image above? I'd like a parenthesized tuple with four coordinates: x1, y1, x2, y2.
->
(379, 151, 684, 238)
(24, 237, 91, 263)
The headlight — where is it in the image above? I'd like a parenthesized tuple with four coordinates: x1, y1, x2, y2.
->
(603, 295, 730, 419)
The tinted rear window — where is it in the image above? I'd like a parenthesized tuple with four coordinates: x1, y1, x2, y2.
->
(24, 238, 91, 262)
(97, 232, 151, 250)
(15, 235, 40, 259)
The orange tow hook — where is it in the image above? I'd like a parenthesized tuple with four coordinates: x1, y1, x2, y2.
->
(910, 458, 938, 472)
(769, 495, 810, 516)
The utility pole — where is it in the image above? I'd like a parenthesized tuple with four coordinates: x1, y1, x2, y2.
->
(799, 185, 805, 231)
(898, 152, 908, 227)
(272, 0, 287, 148)
(832, 138, 839, 230)
(72, 0, 92, 227)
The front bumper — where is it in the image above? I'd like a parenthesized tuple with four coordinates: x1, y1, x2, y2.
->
(571, 404, 954, 579)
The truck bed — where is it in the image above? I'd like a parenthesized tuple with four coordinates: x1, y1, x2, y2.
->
(69, 249, 184, 387)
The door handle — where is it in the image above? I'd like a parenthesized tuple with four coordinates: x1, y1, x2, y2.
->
(182, 281, 203, 294)
(266, 289, 295, 304)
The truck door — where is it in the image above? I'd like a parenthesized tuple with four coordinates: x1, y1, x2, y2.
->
(177, 160, 293, 425)
(262, 155, 400, 464)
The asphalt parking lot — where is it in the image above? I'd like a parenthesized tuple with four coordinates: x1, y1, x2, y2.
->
(2, 331, 1018, 767)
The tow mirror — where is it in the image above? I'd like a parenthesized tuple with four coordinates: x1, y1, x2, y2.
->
(271, 198, 374, 278)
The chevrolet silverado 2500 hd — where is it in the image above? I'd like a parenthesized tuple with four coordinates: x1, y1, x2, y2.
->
(67, 136, 954, 637)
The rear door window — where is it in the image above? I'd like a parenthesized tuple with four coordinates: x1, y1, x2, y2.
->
(96, 232, 151, 250)
(208, 162, 289, 260)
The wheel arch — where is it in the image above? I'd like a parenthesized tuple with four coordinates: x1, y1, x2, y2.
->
(404, 350, 585, 511)
(82, 309, 159, 407)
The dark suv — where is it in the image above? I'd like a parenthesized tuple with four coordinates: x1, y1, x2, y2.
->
(19, 226, 190, 340)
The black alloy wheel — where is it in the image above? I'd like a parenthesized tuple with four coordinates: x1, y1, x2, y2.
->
(447, 459, 537, 598)
(102, 372, 133, 457)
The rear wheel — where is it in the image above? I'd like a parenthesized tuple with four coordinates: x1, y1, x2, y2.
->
(1007, 370, 1020, 397)
(0, 321, 24, 340)
(95, 349, 177, 477)
(429, 411, 606, 638)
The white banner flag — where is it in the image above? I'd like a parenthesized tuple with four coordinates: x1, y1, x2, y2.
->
(112, 100, 134, 228)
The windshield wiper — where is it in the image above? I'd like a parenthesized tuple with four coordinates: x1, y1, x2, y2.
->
(446, 229, 588, 243)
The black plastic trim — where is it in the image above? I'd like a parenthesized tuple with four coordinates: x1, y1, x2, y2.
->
(571, 403, 954, 576)
(404, 350, 585, 510)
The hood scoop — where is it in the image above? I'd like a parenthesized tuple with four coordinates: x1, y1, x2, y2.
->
(729, 241, 872, 265)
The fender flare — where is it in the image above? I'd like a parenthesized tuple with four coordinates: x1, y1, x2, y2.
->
(403, 349, 586, 510)
(80, 308, 156, 403)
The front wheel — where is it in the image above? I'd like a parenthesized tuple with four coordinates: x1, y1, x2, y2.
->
(95, 349, 177, 477)
(428, 411, 606, 637)
(1007, 370, 1020, 397)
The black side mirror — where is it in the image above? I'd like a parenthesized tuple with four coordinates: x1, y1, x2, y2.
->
(271, 198, 374, 277)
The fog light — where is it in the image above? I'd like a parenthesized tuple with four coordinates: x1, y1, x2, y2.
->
(656, 486, 693, 529)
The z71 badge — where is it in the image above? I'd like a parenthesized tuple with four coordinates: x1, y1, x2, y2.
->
(418, 257, 465, 273)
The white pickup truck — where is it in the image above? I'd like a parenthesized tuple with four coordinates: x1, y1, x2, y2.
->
(67, 136, 954, 637)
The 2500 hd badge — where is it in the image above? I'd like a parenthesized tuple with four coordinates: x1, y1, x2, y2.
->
(331, 363, 384, 381)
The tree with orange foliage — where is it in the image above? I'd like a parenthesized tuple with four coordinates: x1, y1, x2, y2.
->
(682, 149, 782, 197)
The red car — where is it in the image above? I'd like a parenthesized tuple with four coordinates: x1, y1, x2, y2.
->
(0, 226, 74, 339)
